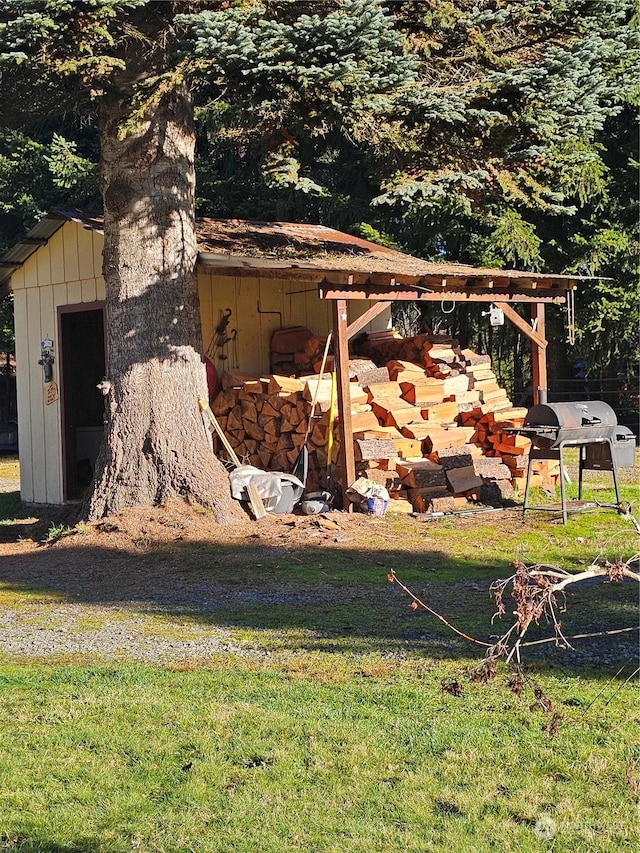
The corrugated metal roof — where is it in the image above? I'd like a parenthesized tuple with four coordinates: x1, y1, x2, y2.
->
(0, 209, 586, 300)
(0, 213, 69, 296)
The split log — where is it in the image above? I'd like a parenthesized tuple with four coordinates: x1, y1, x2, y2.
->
(365, 380, 404, 402)
(353, 425, 403, 440)
(361, 468, 403, 491)
(387, 360, 428, 381)
(427, 345, 460, 363)
(427, 495, 466, 513)
(396, 460, 446, 489)
(473, 457, 512, 480)
(244, 420, 265, 442)
(267, 375, 305, 394)
(221, 370, 261, 391)
(400, 422, 436, 441)
(391, 437, 423, 458)
(384, 408, 428, 429)
(502, 454, 529, 475)
(407, 485, 449, 505)
(423, 428, 471, 453)
(434, 446, 476, 470)
(240, 398, 259, 423)
(210, 388, 237, 416)
(445, 466, 483, 494)
(420, 402, 460, 423)
(354, 365, 390, 386)
(472, 376, 500, 391)
(354, 438, 398, 462)
(460, 349, 491, 367)
(349, 411, 381, 432)
(442, 373, 471, 397)
(453, 390, 482, 406)
(479, 389, 509, 405)
(400, 383, 445, 406)
(492, 407, 528, 423)
(385, 497, 414, 514)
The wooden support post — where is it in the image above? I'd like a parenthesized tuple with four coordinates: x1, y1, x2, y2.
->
(332, 299, 356, 509)
(499, 303, 547, 350)
(530, 303, 547, 405)
(345, 301, 391, 341)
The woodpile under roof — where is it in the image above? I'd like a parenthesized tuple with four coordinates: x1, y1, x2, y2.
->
(209, 330, 558, 514)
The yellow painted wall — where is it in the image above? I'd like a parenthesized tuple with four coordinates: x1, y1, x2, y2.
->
(12, 221, 391, 504)
(197, 272, 390, 377)
(12, 221, 105, 504)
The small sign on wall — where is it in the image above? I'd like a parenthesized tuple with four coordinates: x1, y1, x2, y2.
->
(44, 382, 59, 406)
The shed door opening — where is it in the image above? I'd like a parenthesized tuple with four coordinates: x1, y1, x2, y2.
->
(60, 307, 105, 500)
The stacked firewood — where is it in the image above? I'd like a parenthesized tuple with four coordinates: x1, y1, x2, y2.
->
(209, 369, 371, 494)
(209, 332, 555, 513)
(269, 326, 327, 376)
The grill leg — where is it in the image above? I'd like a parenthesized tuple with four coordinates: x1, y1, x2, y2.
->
(608, 438, 622, 505)
(559, 444, 568, 524)
(523, 454, 534, 518)
(578, 446, 584, 500)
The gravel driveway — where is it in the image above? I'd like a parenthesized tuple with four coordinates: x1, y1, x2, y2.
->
(0, 470, 637, 668)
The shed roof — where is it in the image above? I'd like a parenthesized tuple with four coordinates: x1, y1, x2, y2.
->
(0, 209, 586, 301)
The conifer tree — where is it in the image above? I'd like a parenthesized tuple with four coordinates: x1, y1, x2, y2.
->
(0, 0, 415, 520)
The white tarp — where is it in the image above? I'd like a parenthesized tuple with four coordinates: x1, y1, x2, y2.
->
(229, 465, 305, 511)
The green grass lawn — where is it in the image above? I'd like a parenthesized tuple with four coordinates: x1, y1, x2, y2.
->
(0, 662, 638, 853)
(0, 455, 637, 852)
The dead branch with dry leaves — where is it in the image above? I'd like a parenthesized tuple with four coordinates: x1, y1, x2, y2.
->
(389, 554, 639, 735)
(388, 553, 640, 666)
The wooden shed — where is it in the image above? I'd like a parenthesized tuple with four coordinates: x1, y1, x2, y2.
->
(0, 210, 581, 506)
(0, 211, 395, 503)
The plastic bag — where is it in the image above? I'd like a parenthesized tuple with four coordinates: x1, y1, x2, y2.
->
(345, 477, 390, 516)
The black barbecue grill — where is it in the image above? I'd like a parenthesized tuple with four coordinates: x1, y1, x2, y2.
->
(508, 401, 635, 523)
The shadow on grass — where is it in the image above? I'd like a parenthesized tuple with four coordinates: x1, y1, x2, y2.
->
(0, 516, 636, 673)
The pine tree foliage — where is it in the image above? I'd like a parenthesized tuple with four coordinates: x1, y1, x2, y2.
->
(0, 128, 98, 255)
(377, 0, 639, 268)
(0, 0, 636, 401)
(179, 0, 416, 195)
(562, 108, 639, 377)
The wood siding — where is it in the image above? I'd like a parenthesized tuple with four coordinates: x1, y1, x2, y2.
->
(197, 272, 390, 377)
(12, 221, 105, 504)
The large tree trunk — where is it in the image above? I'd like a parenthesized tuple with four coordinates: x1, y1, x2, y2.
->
(84, 86, 243, 523)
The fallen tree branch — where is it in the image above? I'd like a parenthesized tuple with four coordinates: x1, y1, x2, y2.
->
(519, 627, 638, 648)
(387, 571, 491, 647)
(529, 558, 640, 591)
(596, 501, 640, 534)
(389, 554, 639, 665)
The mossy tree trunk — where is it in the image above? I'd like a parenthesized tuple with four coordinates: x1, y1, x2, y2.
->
(85, 85, 243, 523)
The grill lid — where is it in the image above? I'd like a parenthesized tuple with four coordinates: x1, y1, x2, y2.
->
(525, 401, 618, 431)
(521, 401, 618, 448)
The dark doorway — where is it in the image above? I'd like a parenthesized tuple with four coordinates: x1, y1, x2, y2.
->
(59, 306, 105, 500)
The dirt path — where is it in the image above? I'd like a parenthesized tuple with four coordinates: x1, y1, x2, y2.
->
(0, 503, 389, 664)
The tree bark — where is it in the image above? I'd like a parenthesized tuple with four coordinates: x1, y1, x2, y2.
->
(84, 85, 243, 523)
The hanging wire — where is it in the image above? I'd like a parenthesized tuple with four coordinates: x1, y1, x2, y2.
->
(566, 288, 576, 346)
(440, 293, 456, 314)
